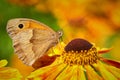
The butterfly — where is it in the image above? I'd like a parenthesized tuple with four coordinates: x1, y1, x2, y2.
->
(6, 18, 62, 66)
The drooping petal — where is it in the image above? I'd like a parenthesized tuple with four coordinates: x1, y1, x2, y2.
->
(26, 58, 67, 80)
(69, 66, 78, 80)
(56, 65, 86, 80)
(101, 58, 120, 68)
(103, 63, 120, 79)
(56, 65, 75, 80)
(84, 65, 103, 80)
(93, 61, 118, 80)
(42, 63, 67, 80)
(27, 63, 67, 80)
(77, 66, 86, 80)
(32, 54, 58, 69)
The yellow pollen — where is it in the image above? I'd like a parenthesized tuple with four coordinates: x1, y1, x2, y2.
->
(61, 46, 99, 65)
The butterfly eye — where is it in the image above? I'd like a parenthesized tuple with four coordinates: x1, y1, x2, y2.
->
(18, 24, 24, 29)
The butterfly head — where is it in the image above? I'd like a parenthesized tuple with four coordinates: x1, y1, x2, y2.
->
(57, 30, 63, 39)
(6, 18, 31, 37)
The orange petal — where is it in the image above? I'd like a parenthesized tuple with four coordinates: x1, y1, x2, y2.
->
(27, 58, 67, 80)
(84, 65, 103, 80)
(32, 54, 59, 69)
(98, 48, 112, 54)
(93, 61, 118, 80)
(101, 58, 120, 68)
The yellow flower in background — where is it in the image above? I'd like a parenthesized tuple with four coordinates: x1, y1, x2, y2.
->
(26, 38, 120, 80)
(0, 59, 22, 80)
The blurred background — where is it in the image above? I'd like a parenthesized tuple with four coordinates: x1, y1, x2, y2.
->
(0, 0, 120, 66)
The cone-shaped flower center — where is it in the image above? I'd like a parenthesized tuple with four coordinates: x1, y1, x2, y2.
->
(65, 38, 93, 52)
(61, 38, 99, 65)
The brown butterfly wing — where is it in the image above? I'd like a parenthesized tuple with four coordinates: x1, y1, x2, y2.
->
(7, 18, 60, 66)
(29, 29, 58, 64)
(9, 29, 35, 65)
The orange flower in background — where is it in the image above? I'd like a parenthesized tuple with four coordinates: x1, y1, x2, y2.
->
(0, 59, 22, 80)
(1, 0, 120, 79)
(26, 38, 120, 80)
(44, 0, 115, 42)
(7, 0, 120, 44)
(11, 55, 34, 79)
(44, 0, 120, 43)
(10, 48, 61, 78)
(45, 0, 120, 60)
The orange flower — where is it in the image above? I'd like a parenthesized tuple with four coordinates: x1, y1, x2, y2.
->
(11, 55, 34, 79)
(0, 59, 22, 80)
(46, 0, 120, 47)
(26, 38, 120, 80)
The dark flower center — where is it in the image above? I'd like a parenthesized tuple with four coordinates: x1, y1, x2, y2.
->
(61, 38, 99, 65)
(65, 38, 93, 52)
